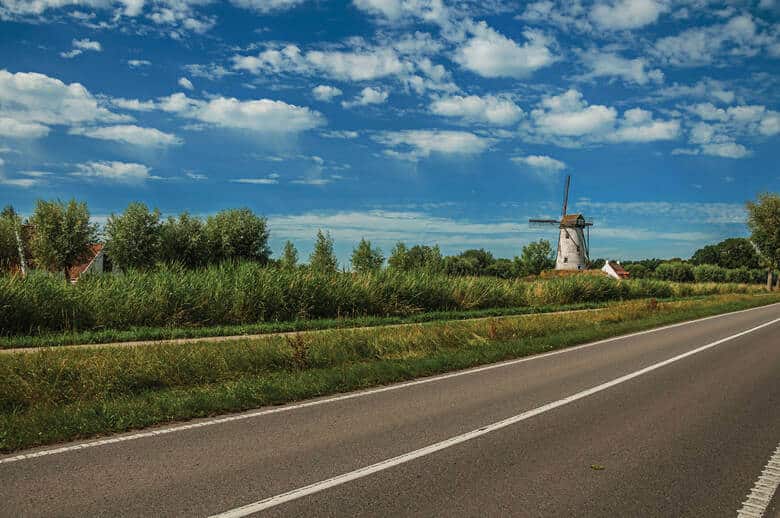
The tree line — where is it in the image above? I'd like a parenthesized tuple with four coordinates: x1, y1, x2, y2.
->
(0, 200, 556, 278)
(2, 193, 779, 287)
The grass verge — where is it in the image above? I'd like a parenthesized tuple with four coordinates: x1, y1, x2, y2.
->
(1, 293, 778, 452)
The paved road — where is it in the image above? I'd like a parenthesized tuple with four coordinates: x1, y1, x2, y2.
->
(2, 303, 780, 517)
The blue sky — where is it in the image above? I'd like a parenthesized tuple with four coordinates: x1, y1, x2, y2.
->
(0, 0, 778, 264)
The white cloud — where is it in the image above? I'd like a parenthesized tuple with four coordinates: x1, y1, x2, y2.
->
(654, 79, 735, 104)
(591, 0, 666, 30)
(654, 15, 776, 66)
(701, 142, 749, 158)
(579, 50, 663, 85)
(127, 59, 152, 67)
(512, 154, 566, 171)
(532, 89, 617, 137)
(374, 129, 491, 161)
(72, 160, 153, 183)
(681, 102, 779, 157)
(321, 130, 359, 139)
(157, 92, 325, 133)
(68, 124, 182, 147)
(0, 117, 50, 138)
(341, 87, 388, 108)
(430, 94, 523, 126)
(233, 44, 409, 81)
(352, 0, 450, 25)
(183, 63, 233, 80)
(608, 108, 679, 142)
(60, 38, 102, 59)
(230, 174, 280, 184)
(0, 69, 127, 139)
(529, 89, 679, 144)
(177, 77, 194, 90)
(454, 22, 556, 78)
(185, 171, 207, 180)
(111, 97, 157, 111)
(229, 0, 305, 12)
(312, 85, 343, 102)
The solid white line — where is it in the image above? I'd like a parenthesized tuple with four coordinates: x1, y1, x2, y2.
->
(210, 316, 780, 517)
(1, 301, 778, 467)
(738, 442, 780, 518)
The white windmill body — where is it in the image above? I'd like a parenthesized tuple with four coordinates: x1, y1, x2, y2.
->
(529, 175, 593, 271)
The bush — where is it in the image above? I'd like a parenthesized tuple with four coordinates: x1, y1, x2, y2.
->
(693, 264, 727, 283)
(625, 264, 649, 279)
(655, 262, 695, 283)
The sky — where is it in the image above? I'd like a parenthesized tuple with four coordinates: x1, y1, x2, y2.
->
(0, 0, 778, 264)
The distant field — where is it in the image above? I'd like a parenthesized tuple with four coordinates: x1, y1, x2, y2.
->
(1, 292, 777, 452)
(0, 262, 766, 342)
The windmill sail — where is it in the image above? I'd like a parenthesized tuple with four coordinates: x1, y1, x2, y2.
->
(561, 174, 570, 217)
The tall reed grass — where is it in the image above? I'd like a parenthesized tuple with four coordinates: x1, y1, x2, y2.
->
(0, 262, 763, 336)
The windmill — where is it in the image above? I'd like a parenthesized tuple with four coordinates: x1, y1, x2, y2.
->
(529, 175, 593, 271)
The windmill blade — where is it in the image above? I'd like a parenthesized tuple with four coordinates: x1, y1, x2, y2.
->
(562, 174, 571, 217)
(528, 219, 560, 228)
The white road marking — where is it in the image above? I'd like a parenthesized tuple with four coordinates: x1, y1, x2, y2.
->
(1, 301, 778, 467)
(210, 316, 780, 517)
(737, 442, 780, 518)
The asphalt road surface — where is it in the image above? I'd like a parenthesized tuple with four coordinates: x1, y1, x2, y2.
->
(3, 303, 780, 517)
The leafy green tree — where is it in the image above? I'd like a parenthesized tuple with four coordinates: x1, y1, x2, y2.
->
(351, 238, 384, 273)
(589, 258, 606, 269)
(444, 255, 480, 276)
(309, 230, 338, 273)
(159, 213, 209, 268)
(407, 244, 444, 272)
(205, 208, 271, 264)
(29, 198, 98, 279)
(519, 239, 555, 275)
(280, 240, 299, 270)
(624, 263, 649, 279)
(485, 258, 517, 278)
(459, 249, 494, 273)
(690, 238, 760, 269)
(693, 264, 727, 283)
(0, 207, 20, 271)
(104, 202, 162, 271)
(747, 193, 780, 289)
(388, 242, 409, 270)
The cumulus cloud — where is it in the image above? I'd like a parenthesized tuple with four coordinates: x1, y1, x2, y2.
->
(0, 69, 127, 138)
(177, 77, 194, 90)
(454, 22, 556, 78)
(373, 129, 491, 161)
(233, 44, 409, 81)
(654, 14, 777, 66)
(71, 160, 154, 183)
(0, 117, 50, 138)
(127, 59, 152, 67)
(430, 94, 523, 126)
(341, 87, 388, 108)
(511, 154, 566, 171)
(654, 78, 735, 104)
(68, 124, 183, 147)
(228, 0, 305, 12)
(591, 0, 666, 30)
(529, 89, 678, 145)
(680, 102, 779, 158)
(157, 92, 325, 133)
(312, 85, 343, 102)
(60, 38, 102, 59)
(579, 50, 663, 85)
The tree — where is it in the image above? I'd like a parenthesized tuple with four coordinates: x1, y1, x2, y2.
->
(388, 242, 409, 270)
(485, 258, 517, 278)
(459, 249, 494, 273)
(690, 238, 760, 269)
(159, 213, 209, 268)
(280, 240, 299, 270)
(655, 261, 694, 282)
(205, 208, 271, 264)
(0, 207, 20, 272)
(351, 238, 384, 273)
(309, 230, 338, 273)
(519, 239, 555, 275)
(444, 255, 480, 276)
(746, 193, 780, 290)
(29, 198, 98, 279)
(104, 202, 162, 271)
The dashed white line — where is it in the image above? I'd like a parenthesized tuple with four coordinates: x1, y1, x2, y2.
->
(1, 301, 778, 467)
(738, 442, 780, 518)
(209, 316, 780, 517)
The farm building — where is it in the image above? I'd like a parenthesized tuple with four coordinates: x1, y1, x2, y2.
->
(602, 260, 630, 280)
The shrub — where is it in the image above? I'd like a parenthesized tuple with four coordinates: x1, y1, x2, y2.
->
(693, 264, 727, 283)
(655, 262, 694, 283)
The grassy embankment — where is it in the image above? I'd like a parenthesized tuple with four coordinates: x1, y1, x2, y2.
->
(0, 262, 766, 347)
(1, 292, 777, 452)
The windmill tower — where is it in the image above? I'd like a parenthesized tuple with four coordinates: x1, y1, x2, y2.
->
(529, 175, 593, 271)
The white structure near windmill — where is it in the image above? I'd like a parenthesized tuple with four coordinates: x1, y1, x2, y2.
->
(529, 175, 594, 271)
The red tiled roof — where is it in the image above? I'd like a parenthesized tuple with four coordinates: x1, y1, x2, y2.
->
(68, 243, 104, 282)
(608, 261, 630, 278)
